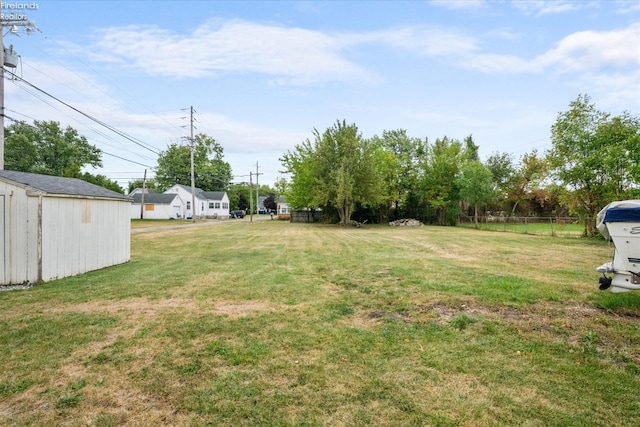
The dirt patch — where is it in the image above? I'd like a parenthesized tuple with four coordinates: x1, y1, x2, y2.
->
(213, 301, 276, 318)
(351, 299, 640, 363)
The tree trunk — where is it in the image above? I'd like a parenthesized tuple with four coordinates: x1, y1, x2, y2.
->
(474, 205, 478, 229)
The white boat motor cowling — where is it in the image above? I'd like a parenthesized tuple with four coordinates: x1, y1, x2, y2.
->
(596, 200, 640, 293)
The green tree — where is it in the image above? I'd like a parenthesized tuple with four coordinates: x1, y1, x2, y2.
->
(371, 129, 425, 220)
(422, 136, 463, 226)
(274, 177, 290, 196)
(547, 94, 640, 235)
(155, 133, 232, 191)
(463, 134, 479, 162)
(76, 172, 124, 194)
(508, 150, 547, 215)
(127, 177, 160, 195)
(457, 161, 496, 226)
(227, 183, 250, 211)
(5, 120, 102, 176)
(485, 151, 516, 212)
(237, 192, 249, 211)
(281, 120, 383, 225)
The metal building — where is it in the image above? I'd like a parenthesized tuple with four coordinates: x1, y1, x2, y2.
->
(0, 170, 132, 285)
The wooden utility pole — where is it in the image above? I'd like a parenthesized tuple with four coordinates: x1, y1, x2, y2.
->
(189, 106, 196, 223)
(249, 171, 254, 223)
(255, 161, 263, 215)
(140, 169, 147, 219)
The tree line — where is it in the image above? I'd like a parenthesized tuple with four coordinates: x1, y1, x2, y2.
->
(281, 94, 640, 236)
(6, 94, 638, 235)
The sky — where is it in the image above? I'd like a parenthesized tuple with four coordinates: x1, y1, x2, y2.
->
(2, 0, 639, 191)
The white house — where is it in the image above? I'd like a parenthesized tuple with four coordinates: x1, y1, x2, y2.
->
(130, 190, 185, 219)
(277, 195, 290, 220)
(0, 170, 131, 285)
(163, 184, 230, 219)
(201, 191, 230, 219)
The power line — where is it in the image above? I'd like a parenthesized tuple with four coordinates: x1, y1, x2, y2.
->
(2, 114, 154, 169)
(6, 86, 157, 163)
(5, 69, 161, 156)
(34, 29, 187, 136)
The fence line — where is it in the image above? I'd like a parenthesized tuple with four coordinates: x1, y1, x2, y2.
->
(458, 216, 587, 237)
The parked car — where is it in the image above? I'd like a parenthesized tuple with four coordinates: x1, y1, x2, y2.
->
(230, 210, 246, 219)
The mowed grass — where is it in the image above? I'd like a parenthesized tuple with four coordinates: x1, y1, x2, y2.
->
(459, 220, 585, 238)
(1, 221, 639, 426)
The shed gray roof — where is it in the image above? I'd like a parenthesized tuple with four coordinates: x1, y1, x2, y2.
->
(0, 170, 130, 200)
(131, 193, 179, 205)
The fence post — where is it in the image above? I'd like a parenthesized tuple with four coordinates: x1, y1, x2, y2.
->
(550, 217, 554, 236)
(524, 217, 528, 234)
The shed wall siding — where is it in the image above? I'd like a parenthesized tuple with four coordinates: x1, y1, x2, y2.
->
(1, 178, 131, 285)
(0, 182, 40, 284)
(130, 203, 175, 219)
(41, 197, 130, 282)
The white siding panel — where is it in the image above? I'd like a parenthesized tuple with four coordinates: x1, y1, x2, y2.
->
(131, 203, 175, 219)
(40, 197, 131, 282)
(2, 178, 130, 285)
(0, 182, 39, 284)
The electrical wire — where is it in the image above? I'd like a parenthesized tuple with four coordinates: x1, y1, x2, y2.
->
(34, 29, 188, 136)
(5, 69, 162, 156)
(2, 114, 155, 169)
(7, 83, 158, 163)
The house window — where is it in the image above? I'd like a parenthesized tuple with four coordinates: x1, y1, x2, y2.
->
(209, 202, 214, 209)
(223, 202, 229, 209)
(214, 202, 220, 209)
(187, 201, 191, 210)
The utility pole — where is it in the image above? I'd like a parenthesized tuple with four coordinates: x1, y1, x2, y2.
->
(189, 106, 196, 223)
(255, 161, 263, 215)
(249, 171, 254, 223)
(0, 20, 37, 170)
(140, 168, 147, 219)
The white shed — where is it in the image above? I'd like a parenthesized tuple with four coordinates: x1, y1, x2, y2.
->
(0, 170, 132, 285)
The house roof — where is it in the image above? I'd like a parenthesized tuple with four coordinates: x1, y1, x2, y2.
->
(131, 193, 179, 205)
(202, 191, 226, 201)
(169, 184, 226, 201)
(128, 188, 157, 196)
(0, 170, 130, 200)
(172, 184, 208, 199)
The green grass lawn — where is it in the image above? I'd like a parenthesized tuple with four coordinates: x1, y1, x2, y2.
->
(1, 221, 639, 426)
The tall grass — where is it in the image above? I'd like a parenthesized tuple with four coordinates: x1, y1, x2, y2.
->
(0, 221, 638, 426)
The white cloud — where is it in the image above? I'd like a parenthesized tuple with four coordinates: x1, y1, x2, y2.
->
(429, 0, 487, 11)
(513, 1, 583, 16)
(538, 24, 640, 71)
(90, 19, 373, 84)
(371, 26, 479, 58)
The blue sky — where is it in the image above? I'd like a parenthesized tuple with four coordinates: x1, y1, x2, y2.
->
(3, 0, 640, 189)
